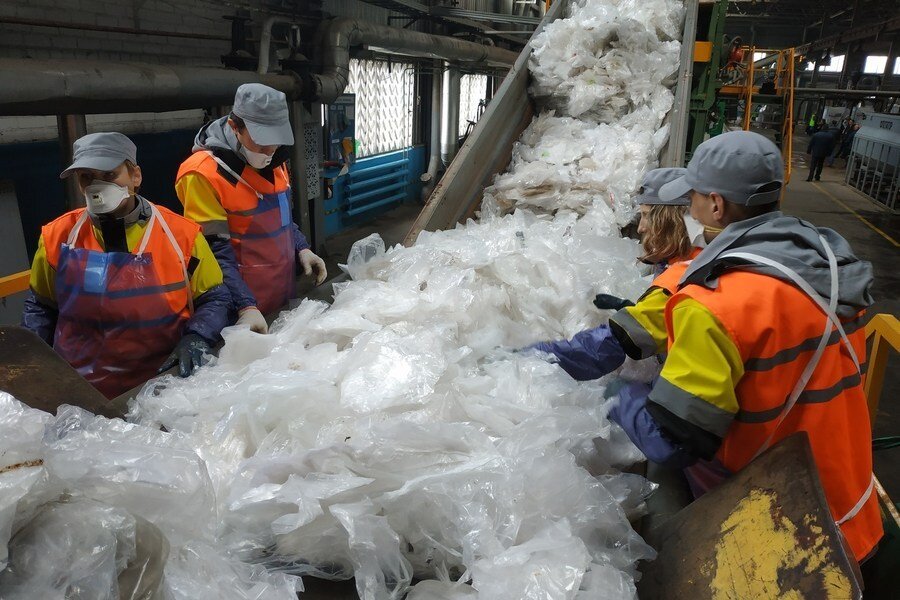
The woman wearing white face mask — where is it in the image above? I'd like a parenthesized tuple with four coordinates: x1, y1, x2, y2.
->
(21, 132, 231, 398)
(527, 167, 705, 381)
(176, 84, 328, 335)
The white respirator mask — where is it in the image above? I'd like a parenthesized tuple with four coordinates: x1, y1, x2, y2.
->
(683, 213, 707, 248)
(240, 146, 274, 169)
(84, 180, 131, 215)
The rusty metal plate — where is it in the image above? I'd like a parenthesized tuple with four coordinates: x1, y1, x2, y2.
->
(638, 432, 862, 600)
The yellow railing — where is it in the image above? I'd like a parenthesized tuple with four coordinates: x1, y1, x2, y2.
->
(863, 313, 900, 529)
(0, 270, 30, 299)
(865, 313, 900, 425)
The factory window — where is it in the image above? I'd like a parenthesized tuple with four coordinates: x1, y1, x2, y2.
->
(459, 74, 489, 138)
(863, 55, 888, 74)
(895, 57, 900, 75)
(752, 52, 767, 63)
(820, 55, 844, 73)
(804, 55, 843, 72)
(344, 59, 415, 157)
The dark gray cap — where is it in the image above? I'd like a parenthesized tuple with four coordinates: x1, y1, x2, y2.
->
(60, 132, 136, 179)
(232, 83, 294, 146)
(659, 131, 784, 206)
(636, 167, 689, 206)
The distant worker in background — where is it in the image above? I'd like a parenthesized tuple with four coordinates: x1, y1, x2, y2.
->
(829, 121, 859, 167)
(806, 113, 818, 135)
(22, 133, 230, 398)
(176, 84, 327, 334)
(610, 131, 882, 564)
(807, 125, 836, 181)
(528, 168, 705, 380)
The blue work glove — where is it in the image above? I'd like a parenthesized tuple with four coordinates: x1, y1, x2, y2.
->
(158, 333, 211, 378)
(608, 380, 696, 469)
(529, 325, 626, 381)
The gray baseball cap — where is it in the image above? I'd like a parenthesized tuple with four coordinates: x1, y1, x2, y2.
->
(60, 132, 137, 179)
(636, 167, 689, 206)
(659, 131, 784, 206)
(232, 83, 294, 146)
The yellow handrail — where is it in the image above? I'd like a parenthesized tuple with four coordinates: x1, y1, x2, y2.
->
(0, 270, 30, 299)
(864, 313, 900, 426)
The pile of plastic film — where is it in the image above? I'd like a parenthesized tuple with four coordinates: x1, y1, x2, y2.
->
(484, 0, 684, 223)
(0, 0, 684, 598)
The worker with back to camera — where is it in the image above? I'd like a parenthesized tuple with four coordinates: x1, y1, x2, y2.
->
(609, 131, 882, 563)
(176, 83, 327, 335)
(21, 133, 231, 399)
(529, 167, 706, 381)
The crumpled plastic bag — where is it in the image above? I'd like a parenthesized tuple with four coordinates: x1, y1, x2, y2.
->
(0, 498, 137, 600)
(43, 405, 216, 546)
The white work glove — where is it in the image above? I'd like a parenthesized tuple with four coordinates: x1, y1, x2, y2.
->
(236, 306, 268, 334)
(298, 248, 327, 285)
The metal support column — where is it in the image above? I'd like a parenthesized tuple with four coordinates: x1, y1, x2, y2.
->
(290, 101, 324, 253)
(663, 0, 698, 167)
(56, 114, 87, 210)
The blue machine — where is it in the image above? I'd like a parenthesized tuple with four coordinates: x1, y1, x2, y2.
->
(322, 146, 425, 237)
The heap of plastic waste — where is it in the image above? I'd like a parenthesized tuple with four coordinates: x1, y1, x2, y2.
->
(0, 1, 683, 598)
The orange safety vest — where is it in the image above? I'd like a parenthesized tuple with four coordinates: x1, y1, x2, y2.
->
(650, 247, 704, 295)
(42, 205, 197, 398)
(667, 270, 882, 562)
(177, 151, 295, 315)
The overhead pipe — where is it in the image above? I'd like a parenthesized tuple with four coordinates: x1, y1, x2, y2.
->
(0, 58, 302, 115)
(421, 60, 444, 201)
(440, 63, 462, 168)
(258, 16, 304, 74)
(310, 18, 517, 104)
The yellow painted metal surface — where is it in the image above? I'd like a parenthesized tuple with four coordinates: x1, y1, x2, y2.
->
(694, 41, 712, 62)
(702, 488, 852, 599)
(0, 270, 30, 298)
(864, 314, 900, 426)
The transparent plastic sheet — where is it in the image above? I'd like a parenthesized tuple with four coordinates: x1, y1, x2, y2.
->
(0, 393, 52, 571)
(163, 541, 301, 600)
(42, 405, 217, 547)
(0, 498, 136, 600)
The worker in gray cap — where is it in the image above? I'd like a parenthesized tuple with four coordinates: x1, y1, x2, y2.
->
(176, 83, 327, 334)
(527, 167, 703, 381)
(607, 131, 882, 563)
(21, 132, 231, 399)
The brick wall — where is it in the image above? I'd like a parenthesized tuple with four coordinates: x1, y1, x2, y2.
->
(0, 0, 233, 65)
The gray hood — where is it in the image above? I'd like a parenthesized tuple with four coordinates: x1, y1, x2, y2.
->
(680, 211, 874, 318)
(192, 115, 241, 155)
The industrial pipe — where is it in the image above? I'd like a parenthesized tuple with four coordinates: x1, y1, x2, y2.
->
(421, 61, 444, 201)
(440, 64, 461, 168)
(0, 59, 302, 115)
(311, 18, 517, 104)
(258, 16, 302, 74)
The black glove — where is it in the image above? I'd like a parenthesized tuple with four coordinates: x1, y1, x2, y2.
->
(593, 294, 634, 311)
(157, 333, 212, 378)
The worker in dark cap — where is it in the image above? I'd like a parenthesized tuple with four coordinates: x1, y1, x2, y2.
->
(176, 83, 327, 334)
(528, 167, 703, 381)
(611, 131, 882, 564)
(21, 132, 230, 398)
